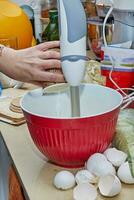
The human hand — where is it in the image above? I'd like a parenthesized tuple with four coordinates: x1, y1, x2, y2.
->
(0, 41, 64, 86)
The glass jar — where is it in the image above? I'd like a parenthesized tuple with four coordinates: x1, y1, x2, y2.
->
(42, 9, 59, 42)
(84, 0, 97, 17)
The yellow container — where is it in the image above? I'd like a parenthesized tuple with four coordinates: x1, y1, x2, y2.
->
(0, 0, 33, 49)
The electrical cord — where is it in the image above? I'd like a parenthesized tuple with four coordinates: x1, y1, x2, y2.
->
(102, 1, 134, 109)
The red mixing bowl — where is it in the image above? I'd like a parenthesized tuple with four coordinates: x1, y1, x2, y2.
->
(21, 84, 123, 168)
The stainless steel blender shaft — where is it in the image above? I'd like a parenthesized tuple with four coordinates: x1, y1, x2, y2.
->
(70, 86, 80, 117)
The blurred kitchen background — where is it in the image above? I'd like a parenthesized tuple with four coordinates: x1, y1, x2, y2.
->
(1, 0, 134, 54)
(0, 0, 114, 57)
(0, 0, 133, 91)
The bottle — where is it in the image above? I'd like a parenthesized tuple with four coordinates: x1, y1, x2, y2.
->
(84, 0, 97, 17)
(42, 9, 59, 42)
(41, 0, 57, 18)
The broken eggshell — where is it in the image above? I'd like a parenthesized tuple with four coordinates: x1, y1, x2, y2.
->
(75, 170, 98, 184)
(86, 153, 107, 164)
(86, 153, 107, 172)
(117, 162, 134, 184)
(86, 153, 116, 177)
(73, 183, 97, 200)
(53, 170, 75, 190)
(98, 174, 122, 197)
(104, 148, 127, 167)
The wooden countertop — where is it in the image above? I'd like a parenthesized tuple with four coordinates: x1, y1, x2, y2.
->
(0, 82, 134, 200)
(1, 121, 134, 200)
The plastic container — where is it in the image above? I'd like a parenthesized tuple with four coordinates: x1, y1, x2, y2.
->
(21, 83, 123, 168)
(0, 0, 33, 49)
(101, 46, 134, 91)
(101, 67, 134, 90)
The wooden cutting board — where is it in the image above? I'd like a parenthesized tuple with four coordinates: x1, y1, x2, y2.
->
(0, 88, 30, 125)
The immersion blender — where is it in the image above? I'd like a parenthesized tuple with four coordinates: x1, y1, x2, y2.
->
(57, 0, 87, 117)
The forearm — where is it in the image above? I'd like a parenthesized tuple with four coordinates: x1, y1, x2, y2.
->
(0, 45, 6, 71)
(0, 45, 18, 78)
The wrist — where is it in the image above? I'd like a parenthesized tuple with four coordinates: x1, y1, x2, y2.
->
(0, 45, 6, 70)
(0, 46, 16, 78)
(0, 45, 5, 57)
(0, 46, 16, 74)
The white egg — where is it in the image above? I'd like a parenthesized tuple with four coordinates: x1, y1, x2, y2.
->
(53, 170, 75, 190)
(86, 153, 115, 177)
(98, 174, 122, 197)
(86, 153, 107, 172)
(87, 153, 107, 162)
(117, 162, 134, 184)
(104, 148, 127, 167)
(75, 170, 98, 184)
(73, 183, 97, 200)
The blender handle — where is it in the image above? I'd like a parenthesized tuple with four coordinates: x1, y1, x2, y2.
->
(58, 0, 87, 43)
(57, 0, 87, 86)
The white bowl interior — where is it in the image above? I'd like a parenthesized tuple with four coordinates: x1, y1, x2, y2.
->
(21, 84, 123, 119)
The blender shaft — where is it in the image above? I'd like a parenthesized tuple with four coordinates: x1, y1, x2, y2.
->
(70, 86, 80, 117)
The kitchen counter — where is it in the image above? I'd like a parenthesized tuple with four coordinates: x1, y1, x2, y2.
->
(1, 121, 134, 200)
(0, 81, 134, 200)
(0, 122, 76, 200)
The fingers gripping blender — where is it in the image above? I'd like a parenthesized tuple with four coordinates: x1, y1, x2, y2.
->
(57, 0, 87, 117)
